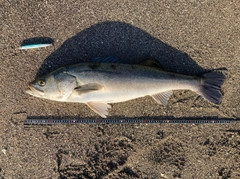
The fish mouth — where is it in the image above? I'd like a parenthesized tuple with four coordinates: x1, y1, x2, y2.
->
(26, 84, 44, 97)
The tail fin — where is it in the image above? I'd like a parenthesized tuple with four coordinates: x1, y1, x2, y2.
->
(198, 71, 226, 104)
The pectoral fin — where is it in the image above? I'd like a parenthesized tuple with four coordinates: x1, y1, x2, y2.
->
(87, 102, 111, 118)
(74, 83, 103, 95)
(151, 91, 173, 106)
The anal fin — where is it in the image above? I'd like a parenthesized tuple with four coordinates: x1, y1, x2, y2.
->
(87, 102, 111, 118)
(151, 91, 173, 106)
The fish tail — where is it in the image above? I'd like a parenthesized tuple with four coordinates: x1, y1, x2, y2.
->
(198, 71, 226, 104)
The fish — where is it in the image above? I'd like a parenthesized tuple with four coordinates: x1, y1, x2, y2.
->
(26, 56, 226, 118)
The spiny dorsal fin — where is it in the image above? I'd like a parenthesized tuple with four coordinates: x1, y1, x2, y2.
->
(91, 56, 121, 63)
(139, 59, 164, 69)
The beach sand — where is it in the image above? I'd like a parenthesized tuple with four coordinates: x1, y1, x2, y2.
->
(0, 1, 240, 178)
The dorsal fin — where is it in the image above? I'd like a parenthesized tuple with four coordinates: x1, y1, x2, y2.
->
(139, 59, 164, 69)
(91, 56, 121, 63)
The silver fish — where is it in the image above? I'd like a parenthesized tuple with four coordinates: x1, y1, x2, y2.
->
(26, 57, 225, 118)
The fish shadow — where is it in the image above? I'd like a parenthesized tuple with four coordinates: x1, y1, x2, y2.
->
(36, 21, 207, 78)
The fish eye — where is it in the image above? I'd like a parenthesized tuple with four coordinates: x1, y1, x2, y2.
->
(37, 79, 46, 87)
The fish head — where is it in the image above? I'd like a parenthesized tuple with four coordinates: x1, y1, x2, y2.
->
(26, 72, 77, 101)
(26, 75, 59, 99)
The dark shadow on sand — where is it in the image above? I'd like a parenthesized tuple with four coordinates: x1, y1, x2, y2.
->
(36, 21, 207, 78)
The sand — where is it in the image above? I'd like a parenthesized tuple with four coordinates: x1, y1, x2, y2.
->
(0, 0, 240, 178)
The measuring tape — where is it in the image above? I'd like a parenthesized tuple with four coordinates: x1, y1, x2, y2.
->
(24, 117, 239, 125)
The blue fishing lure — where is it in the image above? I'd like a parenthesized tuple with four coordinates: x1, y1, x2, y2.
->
(19, 43, 52, 49)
